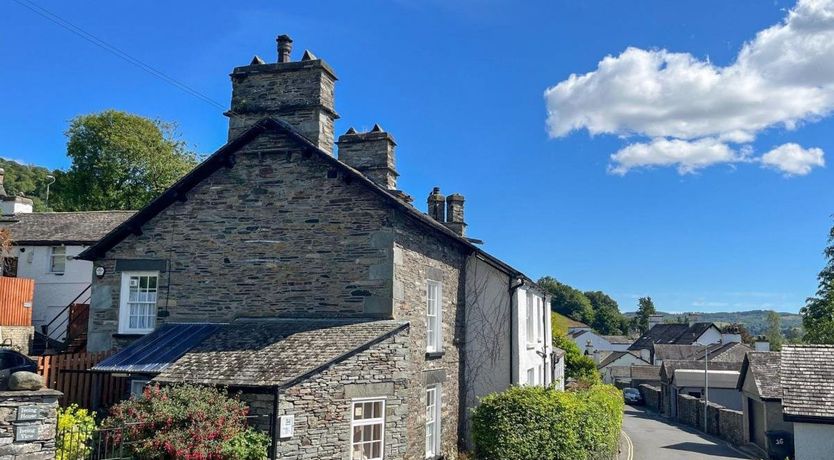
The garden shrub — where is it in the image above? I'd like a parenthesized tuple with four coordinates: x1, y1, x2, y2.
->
(56, 404, 97, 460)
(471, 384, 623, 460)
(102, 383, 270, 460)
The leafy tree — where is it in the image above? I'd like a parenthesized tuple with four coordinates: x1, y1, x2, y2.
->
(765, 311, 784, 351)
(584, 291, 624, 335)
(802, 222, 834, 344)
(0, 158, 60, 211)
(552, 326, 600, 382)
(539, 276, 595, 325)
(56, 110, 198, 211)
(633, 296, 657, 333)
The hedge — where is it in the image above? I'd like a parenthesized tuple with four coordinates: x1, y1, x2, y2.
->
(471, 384, 623, 460)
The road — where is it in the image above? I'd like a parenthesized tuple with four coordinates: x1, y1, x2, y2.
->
(621, 405, 754, 460)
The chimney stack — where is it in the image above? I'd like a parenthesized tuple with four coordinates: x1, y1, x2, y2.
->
(444, 193, 466, 236)
(427, 188, 445, 222)
(754, 337, 771, 352)
(687, 313, 701, 326)
(648, 314, 663, 330)
(276, 35, 293, 63)
(227, 34, 339, 152)
(337, 124, 399, 189)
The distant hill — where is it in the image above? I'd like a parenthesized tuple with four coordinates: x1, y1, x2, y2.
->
(625, 310, 802, 336)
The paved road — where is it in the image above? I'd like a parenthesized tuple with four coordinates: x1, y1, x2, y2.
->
(621, 405, 753, 460)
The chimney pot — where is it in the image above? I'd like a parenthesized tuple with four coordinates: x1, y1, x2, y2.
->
(277, 34, 293, 62)
(427, 187, 445, 222)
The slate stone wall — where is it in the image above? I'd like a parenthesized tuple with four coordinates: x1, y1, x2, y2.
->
(674, 393, 744, 448)
(241, 329, 412, 459)
(0, 389, 61, 459)
(639, 384, 661, 412)
(0, 326, 33, 355)
(393, 214, 467, 459)
(88, 131, 396, 352)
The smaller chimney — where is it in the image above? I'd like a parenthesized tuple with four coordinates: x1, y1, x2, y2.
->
(648, 314, 663, 330)
(276, 34, 293, 63)
(584, 340, 595, 359)
(444, 194, 466, 236)
(687, 313, 701, 326)
(337, 125, 398, 189)
(427, 187, 445, 222)
(754, 337, 771, 352)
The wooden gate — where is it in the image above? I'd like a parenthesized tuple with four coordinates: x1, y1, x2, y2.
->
(0, 276, 33, 326)
(37, 351, 129, 410)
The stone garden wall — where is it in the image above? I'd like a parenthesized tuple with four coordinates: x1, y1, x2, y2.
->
(0, 389, 62, 459)
(638, 384, 661, 412)
(674, 393, 743, 447)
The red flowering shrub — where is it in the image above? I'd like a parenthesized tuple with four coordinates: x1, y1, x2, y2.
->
(101, 383, 268, 460)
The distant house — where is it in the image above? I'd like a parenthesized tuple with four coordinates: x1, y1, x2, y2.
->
(570, 329, 633, 357)
(660, 360, 744, 414)
(629, 321, 726, 364)
(781, 345, 834, 460)
(654, 342, 752, 366)
(0, 179, 131, 345)
(597, 351, 650, 385)
(738, 351, 792, 458)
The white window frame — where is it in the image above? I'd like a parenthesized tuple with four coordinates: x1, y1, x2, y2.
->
(426, 280, 443, 353)
(526, 367, 535, 386)
(49, 246, 66, 274)
(118, 271, 159, 334)
(130, 379, 150, 398)
(350, 397, 386, 460)
(536, 296, 544, 343)
(525, 292, 535, 345)
(425, 385, 441, 458)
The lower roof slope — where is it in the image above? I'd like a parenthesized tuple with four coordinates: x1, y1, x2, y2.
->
(155, 318, 407, 388)
(781, 344, 834, 422)
(0, 211, 133, 245)
(739, 351, 781, 400)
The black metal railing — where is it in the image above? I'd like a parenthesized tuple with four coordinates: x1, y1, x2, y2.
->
(35, 284, 91, 354)
(56, 414, 274, 460)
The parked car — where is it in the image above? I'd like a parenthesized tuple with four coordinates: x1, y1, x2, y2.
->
(623, 387, 643, 405)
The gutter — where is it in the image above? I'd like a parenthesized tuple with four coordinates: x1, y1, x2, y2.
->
(508, 276, 524, 384)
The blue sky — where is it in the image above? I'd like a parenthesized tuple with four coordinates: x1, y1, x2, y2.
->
(2, 0, 832, 313)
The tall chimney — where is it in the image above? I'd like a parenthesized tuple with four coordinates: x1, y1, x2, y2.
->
(444, 193, 466, 236)
(226, 34, 339, 153)
(276, 35, 293, 63)
(427, 188, 445, 222)
(337, 124, 398, 189)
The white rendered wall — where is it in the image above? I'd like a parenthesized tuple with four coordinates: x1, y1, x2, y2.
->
(13, 245, 92, 336)
(697, 327, 722, 345)
(794, 423, 834, 460)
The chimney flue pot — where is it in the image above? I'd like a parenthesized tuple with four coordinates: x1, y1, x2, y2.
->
(277, 35, 293, 63)
(427, 187, 445, 222)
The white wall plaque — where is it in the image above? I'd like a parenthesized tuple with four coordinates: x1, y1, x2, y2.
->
(279, 415, 294, 439)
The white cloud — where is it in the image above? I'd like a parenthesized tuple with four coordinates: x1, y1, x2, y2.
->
(609, 138, 743, 175)
(544, 0, 834, 175)
(761, 143, 825, 175)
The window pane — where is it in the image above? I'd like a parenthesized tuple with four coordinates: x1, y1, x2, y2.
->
(372, 441, 381, 458)
(353, 426, 362, 442)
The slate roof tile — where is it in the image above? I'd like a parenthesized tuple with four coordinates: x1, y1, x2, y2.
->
(0, 211, 133, 245)
(740, 351, 781, 400)
(781, 345, 834, 421)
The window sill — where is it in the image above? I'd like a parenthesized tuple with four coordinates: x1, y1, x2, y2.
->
(425, 351, 445, 360)
(113, 332, 149, 339)
(526, 344, 536, 350)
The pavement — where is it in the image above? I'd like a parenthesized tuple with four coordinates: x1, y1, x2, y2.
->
(620, 404, 758, 460)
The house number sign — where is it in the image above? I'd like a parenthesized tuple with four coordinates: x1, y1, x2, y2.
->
(14, 424, 40, 442)
(279, 415, 295, 439)
(17, 405, 41, 421)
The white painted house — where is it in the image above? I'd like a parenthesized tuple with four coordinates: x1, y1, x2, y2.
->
(0, 187, 131, 342)
(570, 329, 632, 356)
(463, 253, 562, 443)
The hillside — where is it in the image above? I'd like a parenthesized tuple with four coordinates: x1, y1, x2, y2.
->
(0, 157, 58, 211)
(625, 310, 802, 336)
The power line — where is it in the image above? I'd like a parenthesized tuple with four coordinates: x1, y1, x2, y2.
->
(11, 0, 229, 112)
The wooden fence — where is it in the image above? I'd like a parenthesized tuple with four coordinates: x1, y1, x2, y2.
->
(37, 351, 128, 410)
(0, 276, 33, 326)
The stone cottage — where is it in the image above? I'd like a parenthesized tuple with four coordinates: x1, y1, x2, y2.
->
(80, 35, 557, 459)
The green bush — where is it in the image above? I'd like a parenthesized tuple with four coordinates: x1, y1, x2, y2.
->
(56, 404, 97, 460)
(471, 384, 623, 460)
(102, 383, 270, 459)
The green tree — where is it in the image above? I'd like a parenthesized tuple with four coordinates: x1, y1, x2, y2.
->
(633, 296, 657, 333)
(552, 325, 600, 382)
(802, 222, 834, 343)
(584, 290, 624, 335)
(539, 276, 595, 325)
(765, 311, 784, 351)
(56, 110, 198, 211)
(0, 158, 60, 211)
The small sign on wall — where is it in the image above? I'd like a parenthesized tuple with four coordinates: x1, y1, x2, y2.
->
(279, 415, 294, 439)
(15, 424, 40, 442)
(17, 405, 41, 421)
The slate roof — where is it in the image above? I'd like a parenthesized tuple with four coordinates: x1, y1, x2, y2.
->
(654, 342, 752, 363)
(629, 322, 718, 351)
(602, 335, 633, 345)
(597, 351, 648, 369)
(738, 351, 781, 401)
(781, 345, 834, 422)
(660, 360, 743, 383)
(92, 323, 222, 374)
(631, 365, 662, 381)
(0, 211, 133, 245)
(155, 319, 408, 388)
